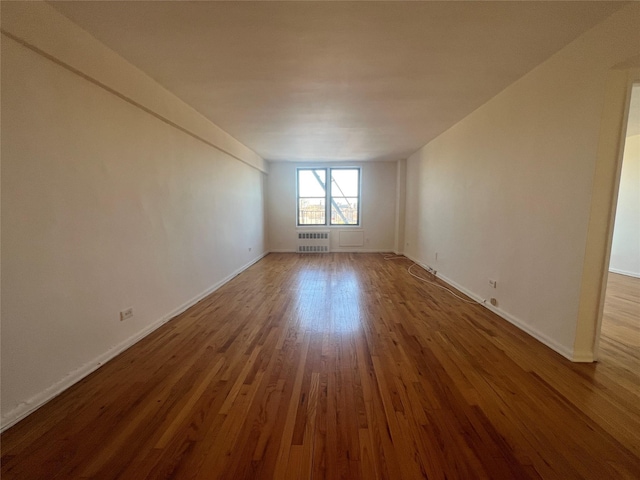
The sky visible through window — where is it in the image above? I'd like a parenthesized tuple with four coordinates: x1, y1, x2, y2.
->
(298, 169, 326, 197)
(298, 169, 359, 196)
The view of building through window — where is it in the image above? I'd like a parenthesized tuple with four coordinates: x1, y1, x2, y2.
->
(298, 167, 360, 225)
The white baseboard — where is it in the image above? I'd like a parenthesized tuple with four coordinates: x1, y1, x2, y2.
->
(269, 249, 394, 254)
(403, 253, 578, 362)
(0, 251, 269, 432)
(331, 248, 393, 253)
(608, 267, 640, 279)
(570, 350, 595, 363)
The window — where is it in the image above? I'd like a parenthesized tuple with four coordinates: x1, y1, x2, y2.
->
(297, 167, 360, 226)
(329, 168, 360, 225)
(297, 169, 327, 225)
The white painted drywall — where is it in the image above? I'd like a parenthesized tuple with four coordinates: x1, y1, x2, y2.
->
(266, 161, 397, 252)
(394, 159, 407, 254)
(610, 134, 640, 277)
(1, 23, 267, 427)
(403, 5, 640, 360)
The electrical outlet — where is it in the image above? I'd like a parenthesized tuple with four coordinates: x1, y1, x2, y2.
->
(248, 247, 252, 252)
(435, 252, 439, 261)
(489, 279, 497, 288)
(120, 307, 133, 321)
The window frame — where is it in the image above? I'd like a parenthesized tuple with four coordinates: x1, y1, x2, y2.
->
(296, 168, 328, 226)
(296, 167, 361, 227)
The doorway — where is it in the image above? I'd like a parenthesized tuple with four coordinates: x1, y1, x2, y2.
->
(598, 83, 640, 362)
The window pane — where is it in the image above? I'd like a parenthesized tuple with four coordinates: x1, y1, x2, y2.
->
(331, 169, 359, 197)
(299, 198, 326, 225)
(298, 169, 326, 197)
(331, 197, 359, 225)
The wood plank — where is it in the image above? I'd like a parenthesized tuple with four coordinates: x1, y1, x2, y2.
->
(1, 255, 638, 479)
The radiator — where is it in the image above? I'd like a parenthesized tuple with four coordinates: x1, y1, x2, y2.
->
(297, 231, 330, 253)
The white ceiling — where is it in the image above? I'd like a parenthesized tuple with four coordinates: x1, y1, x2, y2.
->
(51, 1, 626, 162)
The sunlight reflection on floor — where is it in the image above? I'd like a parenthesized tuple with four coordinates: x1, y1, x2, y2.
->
(294, 265, 363, 334)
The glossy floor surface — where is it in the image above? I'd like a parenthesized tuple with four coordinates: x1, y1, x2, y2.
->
(1, 254, 639, 479)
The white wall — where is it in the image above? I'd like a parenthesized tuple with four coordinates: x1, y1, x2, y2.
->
(1, 5, 267, 429)
(404, 5, 640, 361)
(610, 134, 640, 277)
(267, 161, 397, 252)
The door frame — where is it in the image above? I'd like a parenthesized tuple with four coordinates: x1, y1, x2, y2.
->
(574, 66, 640, 362)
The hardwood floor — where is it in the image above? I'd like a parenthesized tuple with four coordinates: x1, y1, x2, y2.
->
(1, 254, 639, 479)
